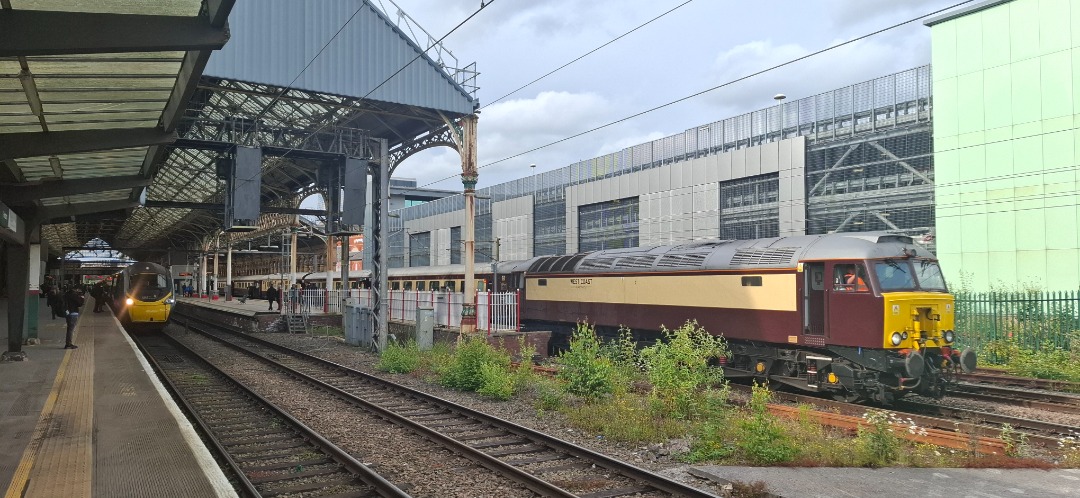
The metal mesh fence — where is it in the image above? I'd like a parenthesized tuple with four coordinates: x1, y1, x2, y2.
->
(720, 173, 779, 239)
(450, 226, 461, 264)
(805, 128, 934, 248)
(578, 197, 640, 252)
(408, 231, 431, 267)
(533, 195, 566, 256)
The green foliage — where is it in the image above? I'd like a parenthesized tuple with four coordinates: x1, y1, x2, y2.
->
(735, 382, 797, 465)
(556, 323, 619, 399)
(377, 340, 422, 373)
(999, 424, 1028, 458)
(856, 410, 903, 467)
(532, 378, 564, 412)
(639, 320, 729, 419)
(477, 361, 514, 400)
(439, 335, 512, 392)
(982, 334, 1080, 384)
(561, 394, 689, 442)
(686, 416, 737, 462)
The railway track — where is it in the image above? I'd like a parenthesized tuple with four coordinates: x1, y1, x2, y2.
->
(963, 370, 1080, 393)
(171, 314, 717, 498)
(739, 385, 1071, 449)
(949, 382, 1080, 415)
(133, 333, 409, 498)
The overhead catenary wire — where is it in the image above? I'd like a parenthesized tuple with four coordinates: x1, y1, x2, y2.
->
(397, 0, 978, 195)
(479, 0, 696, 110)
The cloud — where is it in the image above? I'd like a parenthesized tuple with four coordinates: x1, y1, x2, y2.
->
(698, 31, 931, 118)
(824, 0, 960, 29)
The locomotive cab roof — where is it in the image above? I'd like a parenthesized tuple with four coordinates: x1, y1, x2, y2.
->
(524, 232, 930, 274)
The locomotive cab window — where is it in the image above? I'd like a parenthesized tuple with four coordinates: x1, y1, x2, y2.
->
(741, 276, 762, 287)
(537, 279, 547, 286)
(833, 264, 869, 292)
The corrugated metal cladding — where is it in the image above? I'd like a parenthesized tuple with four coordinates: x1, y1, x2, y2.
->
(204, 0, 476, 114)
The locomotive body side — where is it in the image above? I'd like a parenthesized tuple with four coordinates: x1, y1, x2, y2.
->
(520, 232, 973, 404)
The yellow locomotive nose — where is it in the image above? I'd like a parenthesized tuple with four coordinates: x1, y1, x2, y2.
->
(882, 293, 954, 349)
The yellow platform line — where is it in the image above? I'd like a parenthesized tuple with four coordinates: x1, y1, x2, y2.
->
(4, 317, 92, 498)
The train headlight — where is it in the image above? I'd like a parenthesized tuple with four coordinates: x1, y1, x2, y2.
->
(165, 298, 175, 305)
(125, 298, 134, 306)
(943, 330, 955, 343)
(891, 332, 903, 346)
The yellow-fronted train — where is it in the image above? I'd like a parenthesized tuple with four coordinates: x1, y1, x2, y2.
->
(111, 262, 173, 330)
(502, 232, 977, 404)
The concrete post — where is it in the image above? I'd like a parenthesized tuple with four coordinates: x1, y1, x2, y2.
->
(225, 242, 233, 301)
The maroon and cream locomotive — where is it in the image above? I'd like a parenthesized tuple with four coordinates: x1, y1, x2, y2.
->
(500, 232, 975, 404)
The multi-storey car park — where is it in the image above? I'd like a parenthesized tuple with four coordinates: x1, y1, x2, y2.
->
(374, 66, 936, 271)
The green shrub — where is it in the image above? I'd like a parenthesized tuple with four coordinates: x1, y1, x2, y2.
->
(533, 378, 564, 412)
(735, 383, 797, 465)
(561, 394, 689, 442)
(477, 361, 514, 400)
(556, 323, 618, 399)
(377, 340, 421, 373)
(439, 335, 511, 392)
(856, 410, 903, 467)
(639, 320, 728, 419)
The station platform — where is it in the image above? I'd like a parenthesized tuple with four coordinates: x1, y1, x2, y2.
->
(0, 297, 236, 498)
(177, 295, 283, 317)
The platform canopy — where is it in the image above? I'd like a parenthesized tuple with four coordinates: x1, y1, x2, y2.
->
(0, 0, 235, 254)
(7, 0, 479, 259)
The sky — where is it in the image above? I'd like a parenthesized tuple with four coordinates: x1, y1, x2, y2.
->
(369, 0, 967, 191)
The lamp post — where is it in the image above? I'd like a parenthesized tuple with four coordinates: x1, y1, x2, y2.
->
(774, 93, 786, 141)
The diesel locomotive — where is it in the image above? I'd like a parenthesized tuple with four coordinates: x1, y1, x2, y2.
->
(111, 262, 174, 329)
(502, 232, 975, 404)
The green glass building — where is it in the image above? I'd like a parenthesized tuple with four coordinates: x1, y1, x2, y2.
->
(927, 0, 1080, 291)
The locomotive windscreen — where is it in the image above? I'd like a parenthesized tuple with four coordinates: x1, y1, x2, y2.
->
(131, 272, 169, 301)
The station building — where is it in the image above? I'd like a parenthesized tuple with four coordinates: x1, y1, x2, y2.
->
(927, 0, 1080, 291)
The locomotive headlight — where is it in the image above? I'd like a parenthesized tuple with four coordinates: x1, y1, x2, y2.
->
(125, 298, 134, 306)
(891, 332, 903, 346)
(944, 330, 955, 343)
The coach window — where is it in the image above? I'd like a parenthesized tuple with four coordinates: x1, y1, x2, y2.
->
(403, 281, 413, 291)
(833, 264, 869, 292)
(417, 281, 426, 291)
(391, 281, 400, 290)
(445, 281, 457, 292)
(429, 280, 439, 291)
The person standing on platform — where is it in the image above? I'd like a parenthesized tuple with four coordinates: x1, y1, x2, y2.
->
(91, 282, 105, 312)
(266, 284, 280, 311)
(63, 285, 84, 349)
(47, 287, 64, 320)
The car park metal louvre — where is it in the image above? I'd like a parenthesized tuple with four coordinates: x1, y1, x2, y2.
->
(578, 197, 640, 252)
(389, 66, 935, 261)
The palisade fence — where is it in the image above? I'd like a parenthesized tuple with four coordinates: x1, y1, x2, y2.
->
(284, 289, 520, 333)
(954, 291, 1080, 355)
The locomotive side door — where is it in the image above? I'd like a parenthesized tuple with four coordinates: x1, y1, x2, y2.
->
(803, 262, 827, 337)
